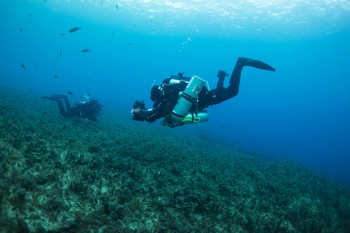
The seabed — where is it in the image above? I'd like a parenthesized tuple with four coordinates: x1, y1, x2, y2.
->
(1, 87, 349, 232)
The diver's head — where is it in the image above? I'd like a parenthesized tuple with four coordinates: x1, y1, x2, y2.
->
(150, 85, 161, 102)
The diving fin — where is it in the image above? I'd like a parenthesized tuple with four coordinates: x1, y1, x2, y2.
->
(41, 94, 65, 101)
(237, 57, 276, 72)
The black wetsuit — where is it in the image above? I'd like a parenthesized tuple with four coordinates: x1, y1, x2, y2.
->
(44, 95, 102, 121)
(133, 57, 276, 123)
(145, 60, 245, 122)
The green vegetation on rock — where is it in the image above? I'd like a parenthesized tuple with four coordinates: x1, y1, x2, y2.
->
(1, 89, 349, 232)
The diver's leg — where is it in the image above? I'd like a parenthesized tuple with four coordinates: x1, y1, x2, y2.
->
(206, 57, 275, 106)
(216, 70, 229, 89)
(42, 94, 72, 117)
(227, 57, 276, 97)
(56, 99, 70, 117)
(206, 70, 230, 106)
(62, 96, 71, 110)
(216, 78, 224, 89)
(41, 94, 66, 101)
(226, 61, 243, 98)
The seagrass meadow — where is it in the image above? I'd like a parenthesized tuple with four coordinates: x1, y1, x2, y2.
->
(1, 87, 350, 233)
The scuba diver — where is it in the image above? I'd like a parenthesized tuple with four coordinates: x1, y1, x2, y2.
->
(131, 57, 276, 128)
(42, 94, 103, 121)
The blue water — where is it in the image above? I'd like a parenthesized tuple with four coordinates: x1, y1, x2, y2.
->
(1, 0, 350, 186)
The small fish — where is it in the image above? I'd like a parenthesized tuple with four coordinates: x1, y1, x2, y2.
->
(21, 64, 26, 69)
(53, 75, 59, 78)
(60, 33, 65, 36)
(59, 49, 63, 56)
(128, 42, 131, 46)
(116, 4, 118, 10)
(81, 48, 90, 53)
(67, 91, 73, 95)
(19, 28, 23, 32)
(69, 27, 82, 33)
(28, 13, 32, 17)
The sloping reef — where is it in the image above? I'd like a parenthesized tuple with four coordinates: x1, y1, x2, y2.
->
(1, 88, 349, 233)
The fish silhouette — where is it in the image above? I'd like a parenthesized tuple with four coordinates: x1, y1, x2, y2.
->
(21, 64, 26, 69)
(69, 27, 82, 33)
(81, 49, 91, 53)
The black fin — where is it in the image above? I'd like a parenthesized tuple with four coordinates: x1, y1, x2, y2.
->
(238, 57, 276, 72)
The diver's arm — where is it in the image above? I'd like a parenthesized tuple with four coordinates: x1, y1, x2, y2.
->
(131, 108, 149, 121)
(146, 106, 169, 122)
(131, 82, 185, 123)
(131, 100, 161, 122)
(131, 104, 171, 123)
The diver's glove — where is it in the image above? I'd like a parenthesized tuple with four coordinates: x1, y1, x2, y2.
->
(131, 100, 148, 121)
(131, 108, 149, 121)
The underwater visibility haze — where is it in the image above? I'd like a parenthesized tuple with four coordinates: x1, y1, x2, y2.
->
(1, 0, 350, 232)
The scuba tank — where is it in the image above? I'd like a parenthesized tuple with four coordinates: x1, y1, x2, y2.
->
(181, 110, 209, 124)
(170, 75, 206, 122)
(162, 110, 209, 128)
